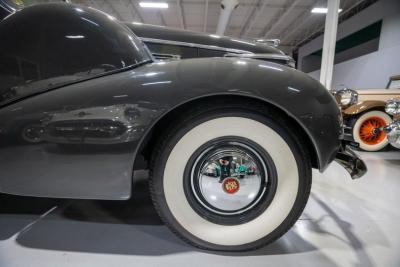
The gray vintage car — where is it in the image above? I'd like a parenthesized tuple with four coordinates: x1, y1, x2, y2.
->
(125, 22, 296, 68)
(0, 3, 366, 251)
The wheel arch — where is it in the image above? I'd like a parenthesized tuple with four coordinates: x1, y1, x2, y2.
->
(133, 93, 321, 171)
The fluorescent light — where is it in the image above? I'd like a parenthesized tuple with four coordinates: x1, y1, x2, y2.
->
(139, 2, 168, 8)
(311, 7, 342, 13)
(65, 35, 85, 39)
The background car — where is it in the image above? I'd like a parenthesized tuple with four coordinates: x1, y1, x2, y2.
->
(383, 98, 400, 149)
(334, 75, 400, 151)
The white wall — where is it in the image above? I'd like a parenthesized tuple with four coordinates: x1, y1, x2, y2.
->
(298, 0, 400, 89)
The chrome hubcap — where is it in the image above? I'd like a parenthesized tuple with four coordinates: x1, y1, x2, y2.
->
(190, 141, 268, 216)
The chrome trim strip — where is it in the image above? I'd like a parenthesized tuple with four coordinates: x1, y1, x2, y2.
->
(254, 38, 280, 47)
(152, 53, 181, 60)
(139, 37, 251, 54)
(224, 53, 293, 62)
(139, 37, 295, 67)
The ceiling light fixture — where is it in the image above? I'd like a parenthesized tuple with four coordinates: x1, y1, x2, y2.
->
(311, 7, 342, 13)
(139, 2, 169, 8)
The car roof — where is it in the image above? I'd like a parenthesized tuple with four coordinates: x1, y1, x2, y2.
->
(125, 22, 285, 55)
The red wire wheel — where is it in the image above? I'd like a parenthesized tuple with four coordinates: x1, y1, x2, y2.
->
(359, 116, 387, 145)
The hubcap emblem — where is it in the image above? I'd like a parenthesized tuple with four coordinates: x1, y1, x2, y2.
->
(222, 178, 240, 194)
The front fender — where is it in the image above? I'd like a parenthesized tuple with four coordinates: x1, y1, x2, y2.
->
(343, 100, 385, 115)
(130, 58, 342, 171)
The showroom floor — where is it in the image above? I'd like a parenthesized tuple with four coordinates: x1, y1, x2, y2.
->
(0, 151, 399, 267)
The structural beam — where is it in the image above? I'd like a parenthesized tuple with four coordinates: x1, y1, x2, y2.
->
(262, 0, 302, 38)
(104, 0, 123, 20)
(294, 0, 365, 48)
(159, 10, 167, 26)
(127, 0, 144, 22)
(238, 0, 262, 37)
(279, 0, 320, 45)
(279, 13, 310, 45)
(216, 0, 239, 35)
(177, 0, 186, 29)
(320, 0, 340, 90)
(241, 0, 272, 38)
(203, 0, 209, 32)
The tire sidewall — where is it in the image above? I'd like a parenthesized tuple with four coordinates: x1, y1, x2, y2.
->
(151, 109, 311, 251)
(353, 110, 392, 151)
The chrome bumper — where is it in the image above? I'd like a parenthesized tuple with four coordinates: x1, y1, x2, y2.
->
(334, 144, 367, 179)
(383, 120, 400, 149)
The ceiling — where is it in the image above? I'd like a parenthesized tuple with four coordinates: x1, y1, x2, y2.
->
(36, 0, 372, 50)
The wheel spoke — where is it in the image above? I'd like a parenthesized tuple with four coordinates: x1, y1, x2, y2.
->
(359, 116, 387, 145)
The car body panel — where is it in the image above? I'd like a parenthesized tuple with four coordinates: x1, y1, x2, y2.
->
(0, 3, 342, 200)
(125, 23, 284, 55)
(357, 89, 400, 102)
(343, 100, 386, 115)
(124, 23, 295, 67)
(0, 57, 342, 199)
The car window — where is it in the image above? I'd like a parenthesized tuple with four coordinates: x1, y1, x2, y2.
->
(145, 42, 198, 59)
(387, 79, 400, 89)
(198, 48, 226, 57)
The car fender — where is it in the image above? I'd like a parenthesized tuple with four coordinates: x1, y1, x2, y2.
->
(343, 100, 386, 116)
(129, 58, 342, 172)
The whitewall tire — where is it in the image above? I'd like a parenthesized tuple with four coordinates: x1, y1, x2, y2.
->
(352, 110, 392, 152)
(150, 103, 311, 251)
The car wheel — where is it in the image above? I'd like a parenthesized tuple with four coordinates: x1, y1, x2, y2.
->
(149, 103, 312, 251)
(352, 110, 392, 152)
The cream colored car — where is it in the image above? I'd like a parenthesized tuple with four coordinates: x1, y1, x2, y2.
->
(335, 75, 400, 151)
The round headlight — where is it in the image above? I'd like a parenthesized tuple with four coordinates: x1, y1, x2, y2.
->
(337, 89, 358, 107)
(385, 99, 400, 116)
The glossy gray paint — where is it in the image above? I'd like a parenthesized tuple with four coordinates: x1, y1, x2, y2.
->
(0, 58, 341, 199)
(0, 0, 15, 20)
(125, 23, 284, 55)
(0, 4, 341, 200)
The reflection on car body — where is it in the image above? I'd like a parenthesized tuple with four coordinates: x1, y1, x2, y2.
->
(41, 104, 158, 144)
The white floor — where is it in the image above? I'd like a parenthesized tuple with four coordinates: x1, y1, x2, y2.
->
(0, 151, 399, 267)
